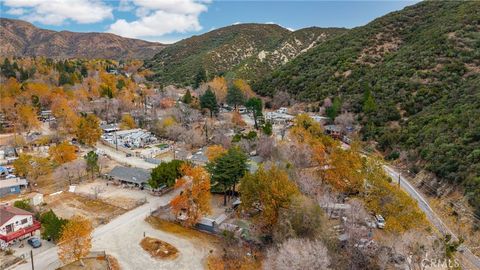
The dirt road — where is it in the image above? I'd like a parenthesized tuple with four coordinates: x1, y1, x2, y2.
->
(14, 190, 202, 270)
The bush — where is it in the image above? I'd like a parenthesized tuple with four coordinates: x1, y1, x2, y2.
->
(13, 199, 32, 212)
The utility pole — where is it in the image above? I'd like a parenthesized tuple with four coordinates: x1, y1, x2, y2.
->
(114, 126, 118, 151)
(398, 173, 401, 187)
(30, 250, 34, 270)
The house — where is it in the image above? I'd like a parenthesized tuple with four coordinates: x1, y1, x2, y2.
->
(187, 147, 209, 165)
(0, 178, 28, 197)
(0, 205, 41, 248)
(324, 125, 342, 139)
(107, 166, 151, 187)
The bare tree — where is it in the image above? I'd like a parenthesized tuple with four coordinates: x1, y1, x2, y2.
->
(90, 185, 106, 199)
(334, 112, 355, 132)
(272, 91, 292, 109)
(256, 135, 275, 159)
(264, 238, 331, 270)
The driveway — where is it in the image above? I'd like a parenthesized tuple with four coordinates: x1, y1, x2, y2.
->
(96, 143, 155, 169)
(14, 190, 181, 270)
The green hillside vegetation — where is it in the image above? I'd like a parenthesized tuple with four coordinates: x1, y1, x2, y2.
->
(255, 1, 480, 215)
(144, 24, 345, 86)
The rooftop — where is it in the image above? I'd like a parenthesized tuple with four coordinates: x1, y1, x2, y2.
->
(0, 205, 33, 226)
(107, 166, 151, 185)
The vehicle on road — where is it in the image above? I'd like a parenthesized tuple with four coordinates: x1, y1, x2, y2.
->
(27, 237, 42, 248)
(375, 215, 385, 229)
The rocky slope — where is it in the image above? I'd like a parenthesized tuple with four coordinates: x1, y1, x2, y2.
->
(0, 18, 165, 60)
(144, 23, 345, 85)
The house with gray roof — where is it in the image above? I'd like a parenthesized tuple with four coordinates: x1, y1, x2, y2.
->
(107, 166, 151, 187)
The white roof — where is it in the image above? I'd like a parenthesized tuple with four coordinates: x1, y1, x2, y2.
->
(0, 178, 28, 189)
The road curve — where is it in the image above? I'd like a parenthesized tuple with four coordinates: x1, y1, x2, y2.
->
(383, 166, 480, 270)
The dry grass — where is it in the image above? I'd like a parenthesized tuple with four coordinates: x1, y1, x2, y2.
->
(205, 251, 263, 270)
(45, 192, 126, 227)
(140, 237, 179, 260)
(146, 216, 221, 247)
(106, 255, 121, 270)
(58, 257, 109, 270)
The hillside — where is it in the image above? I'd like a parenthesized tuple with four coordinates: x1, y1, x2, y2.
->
(0, 18, 165, 60)
(144, 23, 345, 85)
(256, 1, 480, 213)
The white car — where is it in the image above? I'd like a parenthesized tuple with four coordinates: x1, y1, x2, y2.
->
(375, 215, 386, 229)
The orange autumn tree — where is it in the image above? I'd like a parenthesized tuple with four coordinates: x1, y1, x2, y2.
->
(324, 146, 364, 194)
(119, 114, 136, 130)
(16, 105, 41, 133)
(58, 216, 93, 265)
(171, 164, 211, 227)
(75, 114, 102, 146)
(51, 96, 79, 134)
(206, 145, 227, 162)
(49, 141, 77, 165)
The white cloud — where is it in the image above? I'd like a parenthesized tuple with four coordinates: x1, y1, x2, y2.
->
(233, 22, 242, 25)
(6, 8, 25, 15)
(107, 0, 209, 39)
(3, 0, 113, 25)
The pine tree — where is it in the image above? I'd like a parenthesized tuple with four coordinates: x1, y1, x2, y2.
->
(226, 85, 245, 109)
(200, 88, 218, 117)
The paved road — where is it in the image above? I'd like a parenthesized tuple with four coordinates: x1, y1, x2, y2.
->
(15, 191, 178, 270)
(96, 143, 156, 169)
(384, 166, 480, 270)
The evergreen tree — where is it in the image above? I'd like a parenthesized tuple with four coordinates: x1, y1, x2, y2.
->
(84, 151, 99, 179)
(149, 160, 184, 188)
(245, 97, 263, 129)
(363, 89, 377, 114)
(326, 97, 341, 120)
(200, 88, 218, 117)
(207, 147, 248, 205)
(194, 67, 207, 89)
(226, 85, 245, 109)
(40, 210, 68, 242)
(183, 89, 193, 104)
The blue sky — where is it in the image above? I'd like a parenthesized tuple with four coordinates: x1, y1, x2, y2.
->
(1, 0, 419, 44)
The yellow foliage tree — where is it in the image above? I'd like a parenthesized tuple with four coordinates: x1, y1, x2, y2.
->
(58, 216, 93, 265)
(17, 105, 41, 133)
(206, 145, 227, 161)
(233, 79, 255, 99)
(239, 165, 300, 231)
(324, 147, 364, 194)
(119, 114, 136, 130)
(171, 165, 211, 227)
(363, 157, 426, 233)
(51, 96, 79, 134)
(49, 141, 77, 164)
(207, 76, 228, 103)
(161, 116, 176, 128)
(75, 114, 101, 146)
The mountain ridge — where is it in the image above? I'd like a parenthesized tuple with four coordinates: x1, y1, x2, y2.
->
(145, 23, 346, 85)
(0, 18, 166, 60)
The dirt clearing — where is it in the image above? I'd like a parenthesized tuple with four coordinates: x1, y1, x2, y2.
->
(44, 192, 125, 227)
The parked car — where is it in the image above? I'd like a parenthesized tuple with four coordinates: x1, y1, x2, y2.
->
(27, 238, 42, 248)
(126, 153, 132, 157)
(375, 215, 386, 229)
